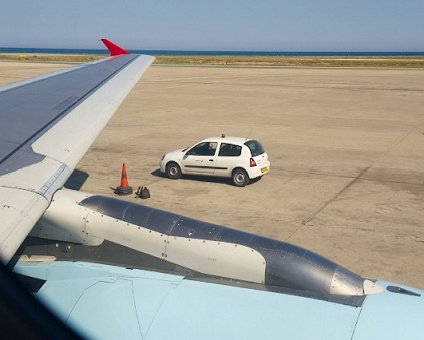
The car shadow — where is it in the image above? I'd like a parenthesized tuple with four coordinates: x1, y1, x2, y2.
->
(150, 168, 261, 186)
(150, 169, 164, 178)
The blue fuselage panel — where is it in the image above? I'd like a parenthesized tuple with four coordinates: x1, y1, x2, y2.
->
(15, 261, 360, 339)
(352, 281, 424, 340)
(14, 261, 424, 340)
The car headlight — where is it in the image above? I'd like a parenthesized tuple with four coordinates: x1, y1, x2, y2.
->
(161, 154, 166, 161)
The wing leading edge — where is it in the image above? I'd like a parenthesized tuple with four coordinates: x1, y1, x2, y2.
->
(0, 40, 155, 262)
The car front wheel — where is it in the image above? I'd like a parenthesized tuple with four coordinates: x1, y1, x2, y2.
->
(166, 162, 181, 179)
(232, 168, 249, 187)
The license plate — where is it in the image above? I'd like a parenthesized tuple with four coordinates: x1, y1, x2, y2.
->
(261, 166, 268, 173)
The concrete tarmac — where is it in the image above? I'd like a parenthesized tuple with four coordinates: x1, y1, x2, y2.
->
(1, 61, 424, 288)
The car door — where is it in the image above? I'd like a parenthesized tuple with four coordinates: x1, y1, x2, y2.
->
(182, 141, 218, 175)
(214, 143, 242, 177)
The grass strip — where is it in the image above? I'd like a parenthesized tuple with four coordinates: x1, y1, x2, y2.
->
(1, 54, 424, 68)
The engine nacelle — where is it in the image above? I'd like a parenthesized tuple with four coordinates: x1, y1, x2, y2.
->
(32, 188, 383, 297)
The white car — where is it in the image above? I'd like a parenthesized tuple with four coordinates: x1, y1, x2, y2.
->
(160, 136, 270, 187)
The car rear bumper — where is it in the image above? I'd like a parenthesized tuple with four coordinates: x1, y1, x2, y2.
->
(247, 161, 270, 179)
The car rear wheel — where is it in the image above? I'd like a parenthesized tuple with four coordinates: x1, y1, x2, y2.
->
(166, 162, 181, 179)
(232, 168, 249, 187)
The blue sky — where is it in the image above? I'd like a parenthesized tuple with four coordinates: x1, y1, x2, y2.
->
(0, 0, 423, 51)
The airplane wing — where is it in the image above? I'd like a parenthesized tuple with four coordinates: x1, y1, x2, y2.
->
(0, 39, 154, 262)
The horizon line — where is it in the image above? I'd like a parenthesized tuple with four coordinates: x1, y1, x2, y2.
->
(1, 46, 424, 54)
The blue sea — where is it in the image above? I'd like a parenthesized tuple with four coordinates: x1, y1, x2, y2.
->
(0, 47, 423, 57)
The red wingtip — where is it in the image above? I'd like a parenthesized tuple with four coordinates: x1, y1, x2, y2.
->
(101, 38, 129, 56)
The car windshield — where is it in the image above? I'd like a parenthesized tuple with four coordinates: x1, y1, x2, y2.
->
(244, 140, 265, 157)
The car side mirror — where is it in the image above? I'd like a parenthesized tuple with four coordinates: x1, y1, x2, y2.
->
(183, 153, 189, 160)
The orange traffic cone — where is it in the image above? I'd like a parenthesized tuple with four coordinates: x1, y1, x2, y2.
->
(114, 163, 133, 195)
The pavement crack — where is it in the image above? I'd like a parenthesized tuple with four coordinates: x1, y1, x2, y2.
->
(301, 165, 371, 226)
(289, 122, 423, 239)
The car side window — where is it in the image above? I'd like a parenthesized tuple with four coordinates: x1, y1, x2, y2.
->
(218, 143, 242, 157)
(187, 142, 218, 156)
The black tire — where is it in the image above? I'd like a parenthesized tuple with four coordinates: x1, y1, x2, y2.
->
(232, 168, 250, 187)
(166, 162, 181, 179)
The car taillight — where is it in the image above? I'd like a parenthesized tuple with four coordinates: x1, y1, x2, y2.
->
(250, 157, 257, 167)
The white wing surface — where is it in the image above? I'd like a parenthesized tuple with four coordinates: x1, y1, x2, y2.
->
(0, 44, 154, 262)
